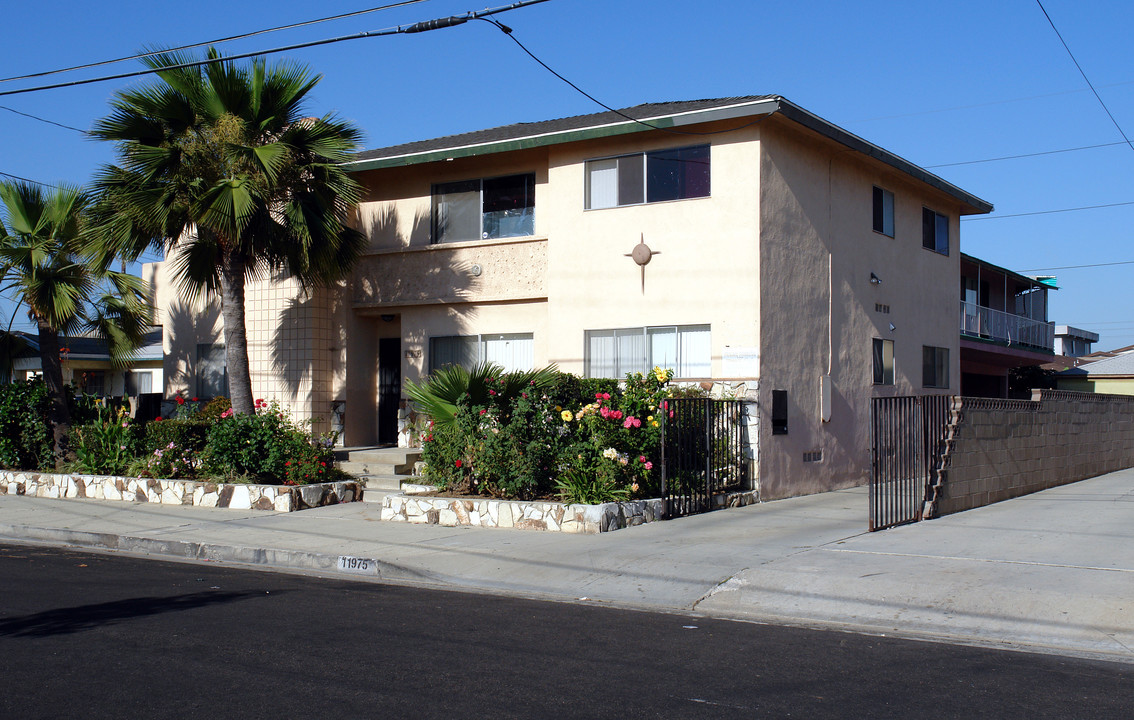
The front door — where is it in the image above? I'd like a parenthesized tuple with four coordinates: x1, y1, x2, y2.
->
(377, 338, 401, 445)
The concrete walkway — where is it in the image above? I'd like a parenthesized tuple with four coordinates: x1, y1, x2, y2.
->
(1, 468, 1131, 664)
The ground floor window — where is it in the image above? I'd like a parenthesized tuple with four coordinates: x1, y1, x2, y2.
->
(872, 338, 894, 385)
(922, 345, 950, 389)
(125, 370, 153, 395)
(196, 343, 228, 398)
(429, 333, 534, 373)
(584, 325, 711, 379)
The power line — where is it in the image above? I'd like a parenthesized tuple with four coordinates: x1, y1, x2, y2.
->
(0, 170, 58, 188)
(1036, 0, 1134, 155)
(924, 141, 1126, 168)
(0, 0, 431, 85)
(0, 0, 552, 100)
(477, 18, 772, 137)
(963, 200, 1134, 221)
(1019, 260, 1134, 272)
(0, 104, 86, 133)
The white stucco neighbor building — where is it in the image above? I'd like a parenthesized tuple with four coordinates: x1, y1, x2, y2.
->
(150, 95, 999, 500)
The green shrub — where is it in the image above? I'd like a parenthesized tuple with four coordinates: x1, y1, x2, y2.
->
(129, 439, 199, 480)
(0, 379, 52, 470)
(202, 400, 334, 484)
(143, 418, 211, 454)
(72, 404, 140, 476)
(194, 396, 231, 421)
(555, 467, 630, 505)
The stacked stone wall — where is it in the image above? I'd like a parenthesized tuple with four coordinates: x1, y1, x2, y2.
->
(932, 390, 1134, 515)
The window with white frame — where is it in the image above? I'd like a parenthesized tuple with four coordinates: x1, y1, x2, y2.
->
(584, 325, 711, 378)
(922, 345, 949, 388)
(873, 186, 894, 237)
(125, 370, 153, 395)
(872, 338, 894, 385)
(922, 207, 949, 255)
(429, 333, 534, 373)
(196, 343, 228, 398)
(585, 145, 710, 209)
(432, 173, 535, 243)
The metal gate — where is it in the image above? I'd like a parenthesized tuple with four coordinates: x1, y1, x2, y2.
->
(661, 399, 749, 517)
(869, 395, 953, 531)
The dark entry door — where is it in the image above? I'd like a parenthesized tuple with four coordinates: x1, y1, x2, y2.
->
(377, 338, 401, 445)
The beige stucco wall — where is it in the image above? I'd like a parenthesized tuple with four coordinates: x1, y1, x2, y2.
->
(1057, 376, 1134, 396)
(755, 118, 964, 499)
(543, 127, 763, 376)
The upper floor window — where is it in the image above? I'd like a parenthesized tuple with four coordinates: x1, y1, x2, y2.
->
(432, 173, 535, 243)
(585, 145, 710, 209)
(922, 208, 949, 255)
(873, 186, 894, 237)
(429, 333, 534, 373)
(585, 324, 710, 379)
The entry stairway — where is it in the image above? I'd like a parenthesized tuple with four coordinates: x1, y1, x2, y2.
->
(334, 446, 422, 504)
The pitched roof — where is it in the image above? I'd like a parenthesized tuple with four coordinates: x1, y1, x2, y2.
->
(1059, 351, 1134, 377)
(15, 329, 163, 362)
(346, 95, 993, 214)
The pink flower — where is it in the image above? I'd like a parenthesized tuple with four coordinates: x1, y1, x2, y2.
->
(600, 407, 611, 418)
(595, 393, 603, 399)
(602, 393, 611, 400)
(644, 461, 653, 471)
(529, 380, 535, 386)
(489, 390, 496, 396)
(479, 409, 487, 415)
(611, 410, 623, 420)
(622, 416, 640, 428)
(639, 455, 647, 463)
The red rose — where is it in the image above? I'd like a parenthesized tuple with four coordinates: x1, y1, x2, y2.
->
(455, 460, 463, 468)
(154, 417, 163, 422)
(176, 397, 185, 405)
(191, 397, 198, 402)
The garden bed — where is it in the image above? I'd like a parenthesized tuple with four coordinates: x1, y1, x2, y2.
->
(0, 470, 362, 512)
(381, 485, 761, 533)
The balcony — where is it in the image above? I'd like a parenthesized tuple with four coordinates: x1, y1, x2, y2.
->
(960, 301, 1054, 352)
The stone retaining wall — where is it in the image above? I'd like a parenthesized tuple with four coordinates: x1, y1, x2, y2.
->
(0, 471, 362, 512)
(930, 390, 1134, 516)
(381, 487, 760, 533)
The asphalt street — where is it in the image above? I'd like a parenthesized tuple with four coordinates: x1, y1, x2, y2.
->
(2, 543, 1131, 719)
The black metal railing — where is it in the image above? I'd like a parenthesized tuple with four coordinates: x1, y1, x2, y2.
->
(869, 395, 953, 531)
(661, 398, 749, 517)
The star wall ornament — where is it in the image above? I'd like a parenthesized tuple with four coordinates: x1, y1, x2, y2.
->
(625, 233, 660, 293)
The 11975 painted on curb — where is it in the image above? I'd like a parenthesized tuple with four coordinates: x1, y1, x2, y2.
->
(336, 555, 378, 575)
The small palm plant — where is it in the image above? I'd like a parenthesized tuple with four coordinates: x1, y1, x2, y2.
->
(405, 362, 560, 426)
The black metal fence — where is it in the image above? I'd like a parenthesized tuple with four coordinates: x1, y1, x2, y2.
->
(661, 399, 750, 517)
(869, 395, 953, 531)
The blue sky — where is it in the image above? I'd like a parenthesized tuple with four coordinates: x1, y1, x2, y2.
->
(1, 0, 1131, 348)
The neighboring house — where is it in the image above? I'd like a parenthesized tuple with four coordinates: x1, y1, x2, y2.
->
(7, 328, 164, 397)
(1056, 352, 1134, 395)
(958, 254, 1056, 397)
(1054, 326, 1100, 358)
(153, 95, 997, 500)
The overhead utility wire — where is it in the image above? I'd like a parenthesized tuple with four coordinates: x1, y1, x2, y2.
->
(925, 141, 1127, 168)
(963, 200, 1134, 220)
(1035, 0, 1134, 154)
(0, 104, 85, 133)
(0, 0, 431, 85)
(475, 18, 769, 137)
(1020, 260, 1134, 272)
(0, 170, 58, 188)
(0, 0, 551, 99)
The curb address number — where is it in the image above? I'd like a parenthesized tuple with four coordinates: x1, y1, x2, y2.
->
(337, 555, 378, 575)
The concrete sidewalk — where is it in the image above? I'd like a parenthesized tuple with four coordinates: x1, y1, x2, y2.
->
(1, 468, 1131, 663)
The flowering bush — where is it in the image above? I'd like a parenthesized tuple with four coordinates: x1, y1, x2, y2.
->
(417, 367, 676, 503)
(129, 440, 199, 480)
(202, 399, 336, 484)
(73, 403, 139, 476)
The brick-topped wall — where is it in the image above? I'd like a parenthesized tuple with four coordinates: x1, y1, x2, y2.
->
(930, 390, 1134, 516)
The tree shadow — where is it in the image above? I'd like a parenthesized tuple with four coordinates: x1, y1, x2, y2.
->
(0, 589, 281, 638)
(164, 300, 222, 396)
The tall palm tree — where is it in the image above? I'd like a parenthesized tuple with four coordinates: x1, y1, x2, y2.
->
(0, 181, 152, 465)
(88, 48, 366, 416)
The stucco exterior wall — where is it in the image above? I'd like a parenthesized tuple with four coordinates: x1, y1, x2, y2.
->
(543, 126, 763, 377)
(756, 118, 963, 499)
(1056, 376, 1134, 396)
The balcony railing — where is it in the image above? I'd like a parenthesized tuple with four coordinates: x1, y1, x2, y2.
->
(960, 301, 1054, 351)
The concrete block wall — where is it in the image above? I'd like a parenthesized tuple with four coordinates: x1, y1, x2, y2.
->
(932, 390, 1134, 516)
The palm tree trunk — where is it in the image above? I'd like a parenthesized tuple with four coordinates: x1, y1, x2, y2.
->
(218, 251, 255, 416)
(37, 321, 71, 468)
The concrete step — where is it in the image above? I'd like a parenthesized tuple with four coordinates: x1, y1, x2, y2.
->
(358, 474, 409, 504)
(334, 446, 421, 475)
(338, 460, 415, 477)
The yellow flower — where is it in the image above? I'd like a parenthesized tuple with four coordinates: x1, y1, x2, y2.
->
(653, 366, 668, 383)
(647, 416, 654, 422)
(650, 421, 659, 428)
(555, 406, 562, 412)
(560, 410, 572, 422)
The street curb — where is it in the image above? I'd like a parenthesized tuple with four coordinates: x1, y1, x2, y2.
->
(0, 523, 437, 585)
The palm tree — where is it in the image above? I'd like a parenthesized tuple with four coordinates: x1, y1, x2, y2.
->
(88, 48, 366, 416)
(0, 181, 152, 465)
